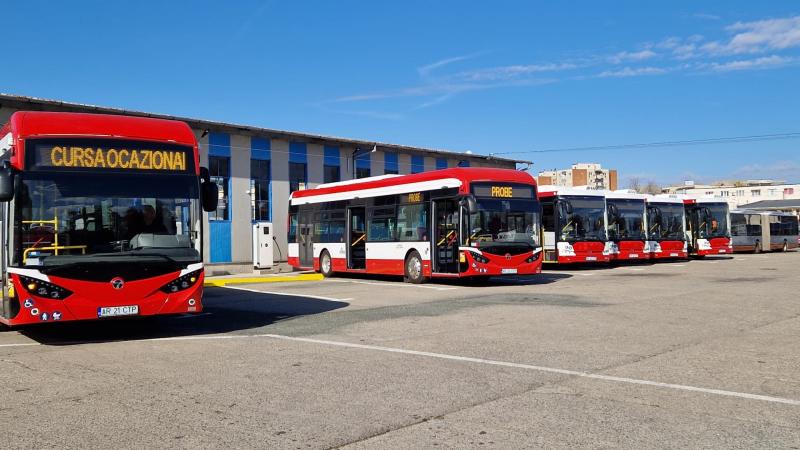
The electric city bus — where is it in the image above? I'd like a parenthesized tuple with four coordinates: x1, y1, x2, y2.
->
(684, 197, 732, 256)
(287, 168, 543, 283)
(0, 112, 218, 327)
(604, 191, 647, 261)
(644, 195, 688, 259)
(539, 186, 612, 264)
(731, 210, 799, 253)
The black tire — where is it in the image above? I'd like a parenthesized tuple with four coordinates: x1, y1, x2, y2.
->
(319, 250, 334, 278)
(404, 251, 426, 284)
(753, 241, 761, 254)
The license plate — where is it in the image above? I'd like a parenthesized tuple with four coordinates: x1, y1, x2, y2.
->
(501, 268, 517, 274)
(719, 249, 726, 253)
(585, 256, 597, 261)
(629, 254, 639, 258)
(98, 305, 139, 318)
(670, 253, 679, 257)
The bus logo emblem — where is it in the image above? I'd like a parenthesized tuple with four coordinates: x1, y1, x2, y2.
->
(505, 253, 511, 260)
(111, 278, 125, 290)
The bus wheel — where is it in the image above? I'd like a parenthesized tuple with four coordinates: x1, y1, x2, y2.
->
(405, 251, 426, 284)
(319, 251, 334, 278)
(754, 241, 761, 254)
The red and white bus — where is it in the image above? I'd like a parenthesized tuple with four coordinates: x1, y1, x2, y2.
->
(684, 197, 732, 256)
(644, 194, 688, 259)
(0, 112, 218, 327)
(604, 191, 647, 261)
(538, 186, 612, 264)
(287, 168, 543, 282)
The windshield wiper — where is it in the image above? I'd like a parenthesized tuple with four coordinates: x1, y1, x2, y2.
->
(88, 251, 179, 264)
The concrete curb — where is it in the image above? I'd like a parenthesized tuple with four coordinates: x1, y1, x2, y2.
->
(204, 273, 323, 287)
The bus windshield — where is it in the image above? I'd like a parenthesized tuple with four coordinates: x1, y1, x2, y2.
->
(696, 203, 729, 239)
(647, 204, 685, 241)
(558, 196, 606, 242)
(467, 198, 541, 248)
(607, 199, 645, 241)
(14, 172, 201, 267)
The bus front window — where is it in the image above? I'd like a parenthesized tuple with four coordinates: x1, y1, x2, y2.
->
(607, 199, 645, 241)
(697, 204, 729, 239)
(559, 197, 606, 242)
(467, 198, 541, 250)
(14, 172, 201, 267)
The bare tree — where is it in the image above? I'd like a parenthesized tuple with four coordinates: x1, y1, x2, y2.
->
(627, 177, 642, 192)
(644, 181, 662, 195)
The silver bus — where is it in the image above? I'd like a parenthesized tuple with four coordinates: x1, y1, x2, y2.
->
(730, 210, 799, 253)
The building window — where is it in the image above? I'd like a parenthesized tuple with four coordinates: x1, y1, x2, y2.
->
(457, 160, 470, 167)
(289, 162, 307, 192)
(436, 158, 448, 170)
(250, 159, 270, 221)
(355, 151, 371, 179)
(384, 152, 399, 175)
(289, 142, 308, 192)
(411, 155, 425, 174)
(736, 190, 744, 197)
(324, 145, 340, 183)
(209, 156, 229, 220)
(751, 189, 761, 196)
(785, 188, 795, 195)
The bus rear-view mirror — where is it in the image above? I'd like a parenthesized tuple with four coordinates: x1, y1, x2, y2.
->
(461, 196, 478, 214)
(0, 163, 15, 202)
(608, 203, 619, 218)
(199, 166, 219, 212)
(559, 200, 573, 215)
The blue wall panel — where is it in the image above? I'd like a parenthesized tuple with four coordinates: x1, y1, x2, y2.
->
(324, 145, 340, 166)
(436, 158, 448, 170)
(411, 155, 425, 173)
(384, 152, 398, 173)
(209, 221, 232, 263)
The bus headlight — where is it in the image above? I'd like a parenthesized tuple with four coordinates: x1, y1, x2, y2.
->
(18, 275, 73, 300)
(160, 270, 203, 294)
(471, 253, 490, 264)
(525, 252, 540, 263)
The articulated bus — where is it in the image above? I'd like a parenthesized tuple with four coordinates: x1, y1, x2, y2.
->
(644, 195, 688, 259)
(0, 112, 218, 327)
(731, 210, 799, 253)
(287, 168, 543, 283)
(684, 197, 732, 256)
(539, 186, 611, 264)
(604, 191, 647, 261)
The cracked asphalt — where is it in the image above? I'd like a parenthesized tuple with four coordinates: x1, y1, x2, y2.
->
(1, 253, 799, 449)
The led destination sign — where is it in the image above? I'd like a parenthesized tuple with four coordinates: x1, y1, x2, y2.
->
(29, 142, 193, 173)
(472, 184, 535, 199)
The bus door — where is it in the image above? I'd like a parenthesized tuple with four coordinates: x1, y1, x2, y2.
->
(433, 199, 459, 273)
(298, 212, 314, 267)
(348, 207, 366, 269)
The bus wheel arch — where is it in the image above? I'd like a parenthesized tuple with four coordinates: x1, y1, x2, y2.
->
(319, 250, 334, 277)
(404, 250, 427, 284)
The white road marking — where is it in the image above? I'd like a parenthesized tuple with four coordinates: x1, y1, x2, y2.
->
(3, 332, 799, 406)
(666, 264, 685, 267)
(624, 268, 645, 271)
(223, 285, 353, 302)
(0, 342, 39, 348)
(327, 279, 458, 291)
(257, 334, 800, 406)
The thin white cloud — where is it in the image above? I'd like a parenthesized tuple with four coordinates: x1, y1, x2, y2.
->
(417, 52, 486, 77)
(705, 15, 800, 55)
(596, 66, 668, 78)
(707, 55, 794, 72)
(609, 50, 657, 64)
(693, 13, 721, 21)
(453, 62, 579, 81)
(732, 160, 800, 181)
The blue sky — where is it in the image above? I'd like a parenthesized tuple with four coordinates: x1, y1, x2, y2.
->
(3, 1, 799, 186)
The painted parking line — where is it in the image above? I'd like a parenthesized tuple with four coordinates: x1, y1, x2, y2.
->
(223, 285, 353, 302)
(326, 279, 458, 291)
(0, 342, 39, 348)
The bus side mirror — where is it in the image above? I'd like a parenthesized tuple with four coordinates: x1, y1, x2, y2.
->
(558, 200, 573, 215)
(460, 196, 478, 214)
(608, 203, 618, 218)
(0, 163, 15, 202)
(199, 167, 219, 212)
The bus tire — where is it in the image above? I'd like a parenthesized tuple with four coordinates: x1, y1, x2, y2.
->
(319, 250, 334, 278)
(404, 251, 426, 284)
(753, 241, 761, 254)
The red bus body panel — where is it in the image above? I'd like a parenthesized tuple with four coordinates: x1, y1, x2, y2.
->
(613, 240, 647, 261)
(651, 240, 688, 259)
(556, 241, 610, 264)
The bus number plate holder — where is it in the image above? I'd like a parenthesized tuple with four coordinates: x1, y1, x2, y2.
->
(98, 305, 139, 318)
(501, 268, 517, 274)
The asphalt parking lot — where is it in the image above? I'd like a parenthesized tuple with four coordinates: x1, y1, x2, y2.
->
(2, 253, 799, 449)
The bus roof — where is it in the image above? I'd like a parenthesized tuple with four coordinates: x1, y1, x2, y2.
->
(290, 167, 536, 205)
(537, 185, 606, 198)
(646, 194, 686, 205)
(603, 190, 647, 200)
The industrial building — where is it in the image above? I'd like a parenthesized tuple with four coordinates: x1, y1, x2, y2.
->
(663, 179, 800, 209)
(537, 163, 618, 190)
(0, 94, 526, 272)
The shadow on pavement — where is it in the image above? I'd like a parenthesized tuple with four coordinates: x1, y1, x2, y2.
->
(324, 271, 572, 286)
(18, 287, 349, 346)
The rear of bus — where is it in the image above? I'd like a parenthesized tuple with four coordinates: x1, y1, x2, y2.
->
(0, 112, 218, 327)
